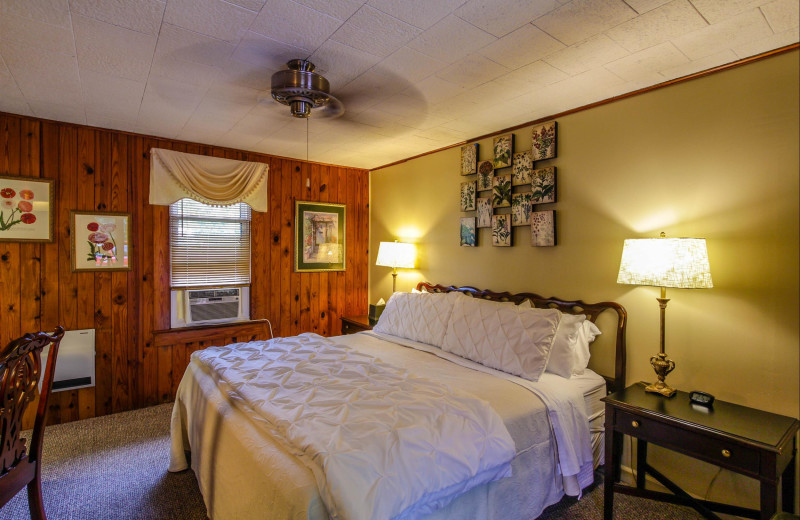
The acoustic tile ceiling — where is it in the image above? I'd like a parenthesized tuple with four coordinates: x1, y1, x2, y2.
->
(0, 0, 797, 169)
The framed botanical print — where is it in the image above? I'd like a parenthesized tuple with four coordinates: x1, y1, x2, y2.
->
(295, 201, 346, 272)
(460, 181, 476, 211)
(71, 211, 131, 271)
(531, 121, 557, 161)
(0, 176, 54, 242)
(493, 133, 514, 169)
(460, 143, 478, 175)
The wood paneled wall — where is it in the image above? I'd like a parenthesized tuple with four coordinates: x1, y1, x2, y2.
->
(0, 112, 370, 426)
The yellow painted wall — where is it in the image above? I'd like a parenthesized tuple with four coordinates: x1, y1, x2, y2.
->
(369, 50, 799, 509)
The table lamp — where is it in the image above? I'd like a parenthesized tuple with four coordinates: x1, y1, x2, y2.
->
(375, 240, 416, 293)
(617, 232, 712, 397)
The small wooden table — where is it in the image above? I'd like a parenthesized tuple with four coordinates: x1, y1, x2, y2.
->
(340, 315, 374, 335)
(603, 384, 798, 520)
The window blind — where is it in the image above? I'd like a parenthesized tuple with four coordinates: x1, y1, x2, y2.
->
(169, 199, 251, 288)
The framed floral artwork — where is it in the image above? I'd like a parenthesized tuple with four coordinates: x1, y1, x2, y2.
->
(492, 214, 511, 247)
(531, 210, 556, 247)
(492, 174, 511, 208)
(493, 133, 514, 169)
(531, 167, 556, 204)
(460, 217, 476, 247)
(531, 121, 557, 161)
(460, 181, 476, 211)
(512, 192, 533, 226)
(476, 197, 492, 228)
(477, 160, 494, 191)
(295, 201, 345, 272)
(71, 211, 131, 271)
(460, 143, 478, 175)
(512, 151, 532, 186)
(0, 176, 54, 242)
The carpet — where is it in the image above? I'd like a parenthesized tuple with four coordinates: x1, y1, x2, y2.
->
(1, 403, 705, 519)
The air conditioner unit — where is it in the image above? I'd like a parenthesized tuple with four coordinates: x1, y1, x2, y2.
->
(185, 287, 243, 324)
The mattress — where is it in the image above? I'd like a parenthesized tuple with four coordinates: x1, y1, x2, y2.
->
(170, 332, 606, 520)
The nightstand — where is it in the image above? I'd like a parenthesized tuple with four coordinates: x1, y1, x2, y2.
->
(340, 315, 374, 335)
(603, 384, 799, 520)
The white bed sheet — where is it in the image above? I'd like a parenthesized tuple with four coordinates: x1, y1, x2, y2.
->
(170, 332, 606, 520)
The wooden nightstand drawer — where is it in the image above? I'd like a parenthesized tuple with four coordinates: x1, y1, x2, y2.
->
(616, 409, 761, 475)
(340, 315, 373, 335)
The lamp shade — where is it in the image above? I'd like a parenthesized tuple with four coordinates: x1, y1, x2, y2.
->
(375, 241, 416, 269)
(617, 237, 712, 289)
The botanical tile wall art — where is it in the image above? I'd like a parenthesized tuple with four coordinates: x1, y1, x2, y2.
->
(492, 174, 512, 208)
(460, 181, 476, 211)
(531, 121, 557, 161)
(493, 134, 514, 169)
(511, 193, 532, 226)
(512, 151, 532, 186)
(492, 214, 511, 247)
(531, 210, 556, 247)
(531, 167, 556, 204)
(461, 143, 478, 175)
(477, 160, 494, 191)
(477, 197, 492, 228)
(460, 217, 477, 246)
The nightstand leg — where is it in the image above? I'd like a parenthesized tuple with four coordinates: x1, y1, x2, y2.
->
(782, 442, 796, 513)
(604, 425, 621, 520)
(761, 479, 778, 520)
(636, 438, 648, 489)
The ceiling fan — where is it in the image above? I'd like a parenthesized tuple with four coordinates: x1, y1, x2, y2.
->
(266, 59, 344, 119)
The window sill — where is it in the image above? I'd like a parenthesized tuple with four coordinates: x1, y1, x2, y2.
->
(152, 319, 270, 347)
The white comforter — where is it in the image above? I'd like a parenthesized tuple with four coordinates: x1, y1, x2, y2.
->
(193, 333, 517, 520)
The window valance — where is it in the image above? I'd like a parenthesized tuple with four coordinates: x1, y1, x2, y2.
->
(149, 148, 269, 212)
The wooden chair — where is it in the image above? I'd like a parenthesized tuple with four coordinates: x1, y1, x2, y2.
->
(0, 327, 65, 520)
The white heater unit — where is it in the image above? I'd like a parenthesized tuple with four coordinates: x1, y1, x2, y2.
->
(40, 328, 96, 393)
(185, 287, 243, 324)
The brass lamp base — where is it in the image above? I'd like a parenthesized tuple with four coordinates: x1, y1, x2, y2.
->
(645, 352, 677, 397)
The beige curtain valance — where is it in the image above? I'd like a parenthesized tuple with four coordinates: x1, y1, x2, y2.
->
(149, 148, 269, 212)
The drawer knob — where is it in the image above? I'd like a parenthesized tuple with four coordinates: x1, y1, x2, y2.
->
(631, 420, 640, 428)
(721, 449, 731, 458)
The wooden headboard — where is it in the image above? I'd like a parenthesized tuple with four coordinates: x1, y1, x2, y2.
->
(416, 282, 628, 393)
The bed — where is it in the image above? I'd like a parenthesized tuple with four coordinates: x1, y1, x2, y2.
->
(169, 282, 627, 520)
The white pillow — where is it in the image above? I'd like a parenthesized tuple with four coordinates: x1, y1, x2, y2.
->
(373, 291, 462, 347)
(545, 314, 587, 378)
(441, 296, 560, 382)
(572, 320, 601, 376)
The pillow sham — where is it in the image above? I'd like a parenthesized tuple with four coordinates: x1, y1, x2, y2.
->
(545, 314, 587, 378)
(571, 320, 601, 376)
(372, 291, 463, 347)
(441, 296, 560, 382)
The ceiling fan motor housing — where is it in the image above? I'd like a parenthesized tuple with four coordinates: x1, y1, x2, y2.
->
(271, 59, 333, 118)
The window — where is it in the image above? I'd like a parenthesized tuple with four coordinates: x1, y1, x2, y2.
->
(169, 199, 251, 327)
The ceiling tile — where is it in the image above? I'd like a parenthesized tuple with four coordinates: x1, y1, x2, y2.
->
(0, 95, 32, 116)
(155, 23, 237, 68)
(414, 75, 469, 104)
(761, 0, 800, 34)
(293, 0, 366, 20)
(85, 113, 137, 131)
(251, 0, 342, 52)
(534, 0, 636, 45)
(230, 31, 308, 70)
(0, 11, 75, 56)
(0, 41, 82, 105)
(407, 15, 497, 63)
(377, 47, 445, 83)
(658, 49, 738, 79)
(330, 5, 421, 58)
(606, 0, 708, 53)
(1, 0, 71, 29)
(435, 54, 510, 89)
(605, 42, 689, 81)
(490, 60, 569, 89)
(478, 23, 565, 69)
(307, 39, 381, 89)
(29, 100, 86, 124)
(367, 0, 463, 30)
(73, 14, 157, 80)
(733, 26, 800, 58)
(545, 34, 629, 76)
(140, 74, 207, 113)
(150, 54, 222, 87)
(163, 0, 255, 43)
(623, 0, 672, 13)
(69, 0, 166, 35)
(690, 0, 766, 24)
(340, 69, 409, 104)
(671, 9, 773, 60)
(80, 71, 146, 121)
(455, 0, 560, 38)
(226, 0, 268, 12)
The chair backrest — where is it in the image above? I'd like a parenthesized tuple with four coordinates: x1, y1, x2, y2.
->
(0, 327, 65, 477)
